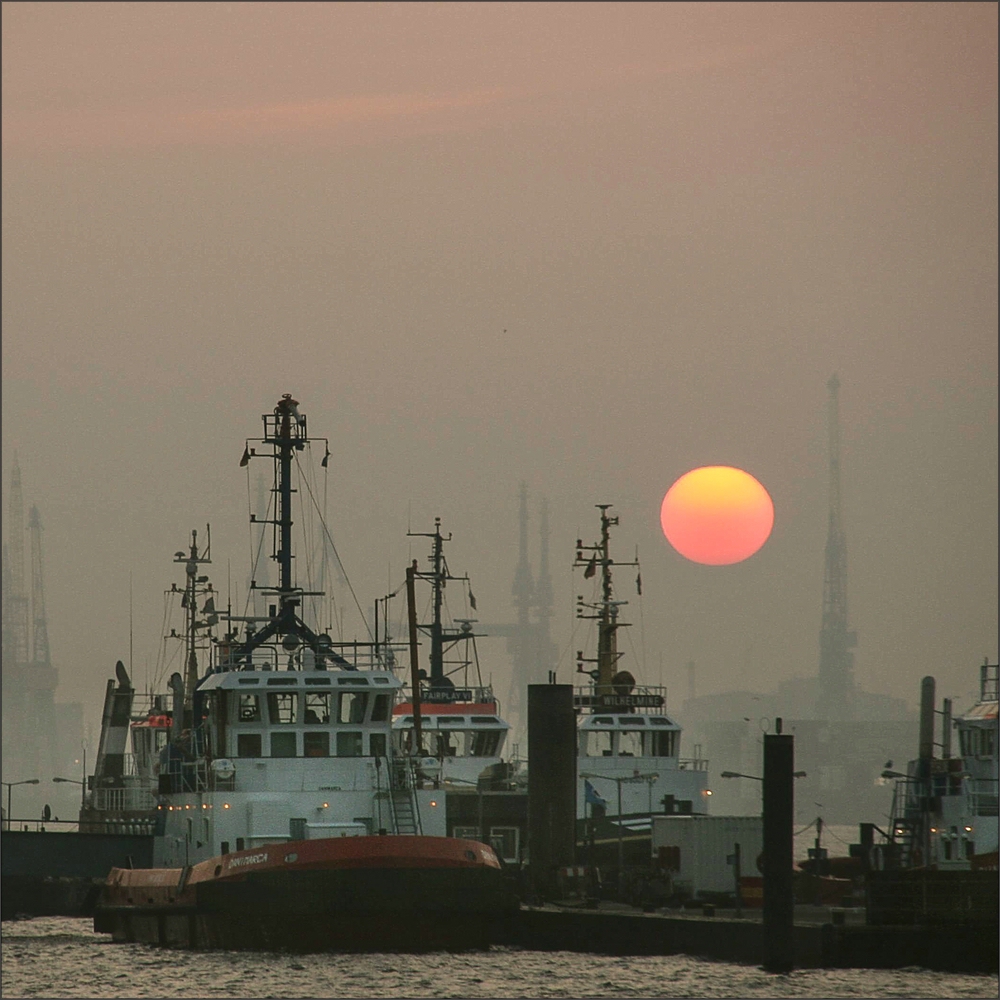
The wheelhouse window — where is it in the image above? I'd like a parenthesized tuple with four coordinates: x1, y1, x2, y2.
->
(370, 694, 391, 722)
(587, 731, 614, 757)
(619, 731, 643, 757)
(268, 692, 297, 724)
(238, 694, 261, 722)
(369, 733, 387, 757)
(303, 732, 330, 757)
(338, 692, 368, 724)
(646, 730, 677, 757)
(304, 693, 331, 724)
(336, 731, 363, 757)
(237, 733, 262, 757)
(469, 731, 501, 757)
(271, 732, 297, 757)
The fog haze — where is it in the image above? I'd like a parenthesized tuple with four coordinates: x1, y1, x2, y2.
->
(2, 2, 996, 739)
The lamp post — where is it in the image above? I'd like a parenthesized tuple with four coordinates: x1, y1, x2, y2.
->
(580, 771, 658, 901)
(52, 776, 86, 813)
(2, 779, 40, 830)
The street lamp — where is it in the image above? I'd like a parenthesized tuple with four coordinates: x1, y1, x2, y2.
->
(580, 771, 659, 901)
(720, 770, 807, 780)
(2, 779, 40, 830)
(52, 776, 86, 813)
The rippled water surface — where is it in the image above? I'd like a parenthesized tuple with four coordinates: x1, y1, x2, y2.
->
(2, 917, 997, 999)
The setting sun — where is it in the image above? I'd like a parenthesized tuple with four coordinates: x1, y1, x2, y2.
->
(660, 466, 774, 565)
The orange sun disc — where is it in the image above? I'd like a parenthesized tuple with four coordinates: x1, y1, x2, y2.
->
(660, 466, 774, 566)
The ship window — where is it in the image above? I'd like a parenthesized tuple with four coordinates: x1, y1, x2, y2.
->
(304, 693, 331, 724)
(238, 678, 260, 685)
(474, 717, 500, 725)
(268, 692, 297, 725)
(619, 731, 643, 757)
(440, 717, 465, 725)
(489, 826, 520, 864)
(237, 733, 262, 758)
(435, 733, 460, 758)
(651, 718, 669, 726)
(338, 692, 368, 724)
(981, 729, 995, 757)
(593, 717, 614, 725)
(370, 694, 391, 722)
(369, 733, 387, 758)
(303, 732, 330, 757)
(373, 677, 390, 685)
(304, 677, 331, 685)
(646, 730, 676, 757)
(588, 731, 613, 757)
(267, 677, 297, 686)
(271, 732, 297, 757)
(337, 677, 369, 685)
(469, 731, 501, 757)
(238, 694, 261, 723)
(337, 731, 363, 757)
(453, 826, 479, 841)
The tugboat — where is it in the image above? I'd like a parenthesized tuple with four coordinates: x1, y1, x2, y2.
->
(390, 520, 525, 865)
(571, 506, 711, 870)
(880, 661, 998, 871)
(93, 396, 514, 951)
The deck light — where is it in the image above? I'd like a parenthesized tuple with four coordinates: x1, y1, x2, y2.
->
(223, 803, 230, 809)
(430, 800, 438, 807)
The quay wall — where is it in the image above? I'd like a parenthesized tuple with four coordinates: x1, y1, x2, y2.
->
(500, 906, 998, 974)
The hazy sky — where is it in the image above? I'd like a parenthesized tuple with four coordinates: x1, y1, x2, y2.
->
(3, 2, 997, 738)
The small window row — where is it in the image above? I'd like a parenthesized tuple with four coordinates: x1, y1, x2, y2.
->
(236, 730, 388, 759)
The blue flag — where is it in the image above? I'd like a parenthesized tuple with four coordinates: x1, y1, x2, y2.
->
(584, 779, 607, 808)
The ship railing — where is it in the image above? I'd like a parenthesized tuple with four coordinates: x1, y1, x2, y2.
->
(91, 786, 157, 813)
(969, 778, 999, 817)
(157, 755, 211, 794)
(677, 757, 709, 772)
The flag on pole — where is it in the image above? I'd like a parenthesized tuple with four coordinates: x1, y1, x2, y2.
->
(584, 779, 607, 808)
(584, 555, 597, 579)
(469, 589, 477, 611)
(239, 445, 250, 467)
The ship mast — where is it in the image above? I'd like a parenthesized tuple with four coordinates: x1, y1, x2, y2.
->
(173, 528, 212, 729)
(407, 518, 483, 694)
(575, 505, 638, 697)
(229, 395, 344, 670)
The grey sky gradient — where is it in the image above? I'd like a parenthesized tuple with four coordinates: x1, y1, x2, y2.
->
(2, 2, 996, 736)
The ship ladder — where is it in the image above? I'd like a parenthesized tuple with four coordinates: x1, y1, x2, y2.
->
(891, 817, 920, 867)
(387, 757, 422, 835)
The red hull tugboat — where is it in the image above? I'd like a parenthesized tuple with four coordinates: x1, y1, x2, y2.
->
(96, 835, 505, 951)
(92, 396, 516, 950)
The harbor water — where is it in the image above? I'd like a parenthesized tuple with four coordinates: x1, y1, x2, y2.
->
(2, 917, 997, 999)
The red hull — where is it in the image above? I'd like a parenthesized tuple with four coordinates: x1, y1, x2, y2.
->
(95, 835, 514, 951)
